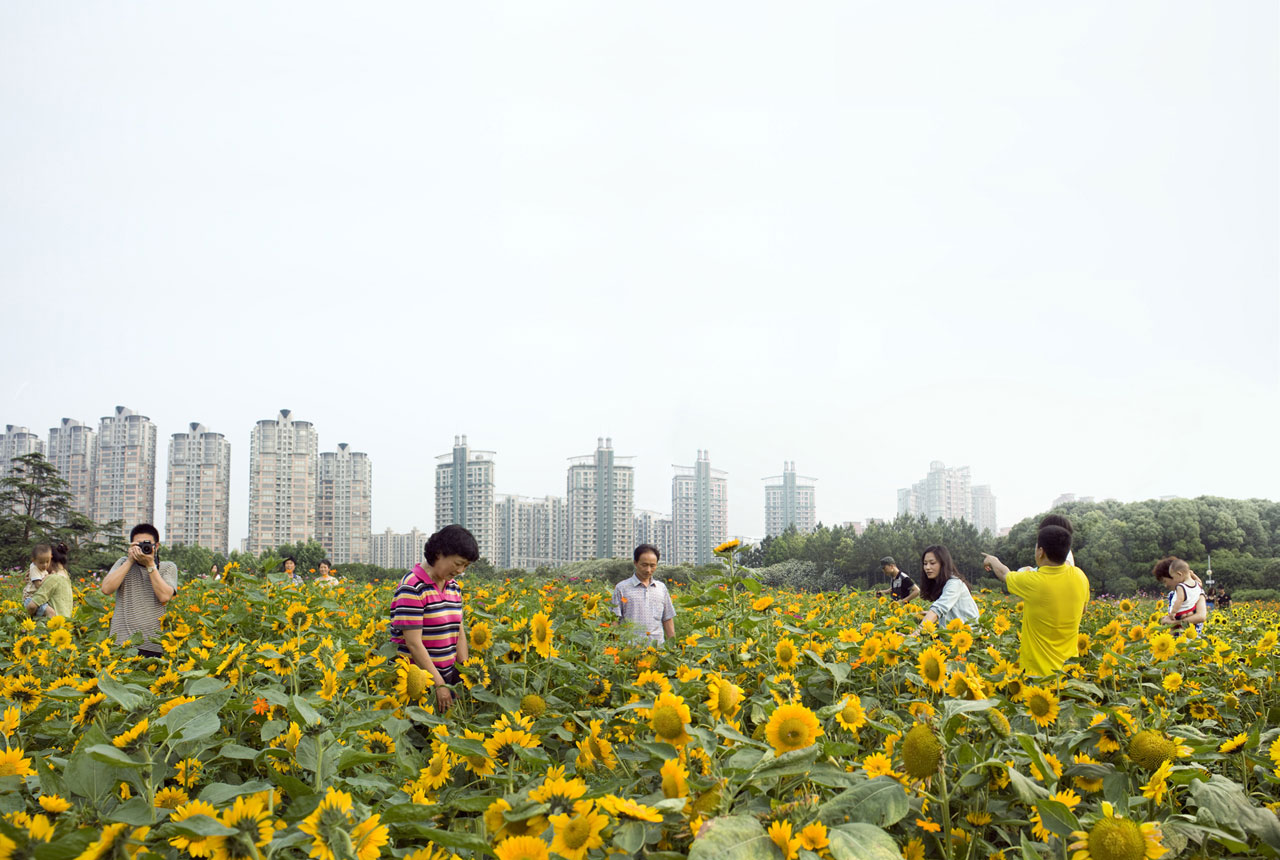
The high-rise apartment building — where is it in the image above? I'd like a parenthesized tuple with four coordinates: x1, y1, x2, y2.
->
(634, 509, 674, 562)
(566, 438, 635, 561)
(317, 443, 372, 564)
(0, 425, 47, 514)
(970, 485, 997, 535)
(435, 435, 496, 562)
(0, 425, 46, 480)
(763, 461, 817, 537)
(165, 423, 231, 553)
(898, 461, 971, 523)
(494, 494, 567, 570)
(372, 527, 430, 571)
(898, 461, 996, 532)
(93, 406, 157, 538)
(247, 409, 318, 555)
(48, 418, 97, 519)
(671, 450, 728, 565)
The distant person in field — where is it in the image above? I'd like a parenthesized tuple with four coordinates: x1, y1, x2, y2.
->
(911, 544, 979, 633)
(282, 556, 304, 585)
(22, 544, 52, 606)
(389, 524, 478, 713)
(875, 556, 919, 603)
(25, 542, 73, 619)
(1153, 557, 1206, 635)
(982, 522, 1090, 676)
(316, 559, 339, 587)
(100, 523, 178, 657)
(612, 543, 676, 645)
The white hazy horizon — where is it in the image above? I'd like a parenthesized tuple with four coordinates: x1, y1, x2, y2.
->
(2, 2, 1277, 551)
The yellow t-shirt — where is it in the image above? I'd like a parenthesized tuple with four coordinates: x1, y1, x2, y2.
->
(1005, 563, 1091, 677)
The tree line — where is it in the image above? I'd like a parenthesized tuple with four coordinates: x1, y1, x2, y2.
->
(5, 450, 1276, 598)
(740, 495, 1280, 598)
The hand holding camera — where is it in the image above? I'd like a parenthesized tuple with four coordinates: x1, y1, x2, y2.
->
(129, 541, 156, 568)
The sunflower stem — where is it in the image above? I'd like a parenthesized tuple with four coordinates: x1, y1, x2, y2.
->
(938, 764, 953, 859)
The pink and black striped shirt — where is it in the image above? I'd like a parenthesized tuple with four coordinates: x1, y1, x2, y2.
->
(389, 564, 464, 669)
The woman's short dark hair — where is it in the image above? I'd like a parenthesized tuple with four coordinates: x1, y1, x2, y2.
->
(1151, 556, 1177, 584)
(50, 542, 69, 569)
(283, 556, 297, 565)
(919, 544, 962, 601)
(424, 524, 480, 565)
(319, 559, 332, 568)
(634, 544, 660, 563)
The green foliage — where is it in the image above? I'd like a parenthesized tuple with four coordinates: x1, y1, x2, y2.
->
(1231, 588, 1280, 602)
(993, 496, 1280, 595)
(262, 539, 329, 571)
(747, 496, 1279, 597)
(0, 452, 126, 574)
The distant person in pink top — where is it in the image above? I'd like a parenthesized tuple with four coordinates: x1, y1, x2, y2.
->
(389, 524, 479, 712)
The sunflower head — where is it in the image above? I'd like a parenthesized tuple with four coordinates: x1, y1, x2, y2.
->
(765, 703, 823, 755)
(1068, 802, 1165, 860)
(981, 706, 1011, 739)
(1128, 730, 1177, 771)
(775, 638, 799, 669)
(902, 723, 943, 779)
(649, 693, 692, 746)
(520, 694, 547, 718)
(706, 676, 742, 720)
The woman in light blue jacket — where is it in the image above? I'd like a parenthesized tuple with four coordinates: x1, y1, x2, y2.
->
(916, 543, 979, 628)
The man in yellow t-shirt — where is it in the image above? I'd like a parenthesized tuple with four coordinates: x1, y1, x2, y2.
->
(982, 523, 1090, 677)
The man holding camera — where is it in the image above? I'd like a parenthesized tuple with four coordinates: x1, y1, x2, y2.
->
(101, 523, 179, 657)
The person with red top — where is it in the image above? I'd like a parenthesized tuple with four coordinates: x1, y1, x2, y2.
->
(389, 524, 479, 712)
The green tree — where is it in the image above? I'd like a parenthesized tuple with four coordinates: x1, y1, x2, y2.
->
(263, 539, 329, 572)
(0, 452, 124, 573)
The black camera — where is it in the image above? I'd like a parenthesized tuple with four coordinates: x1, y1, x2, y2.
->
(137, 540, 154, 555)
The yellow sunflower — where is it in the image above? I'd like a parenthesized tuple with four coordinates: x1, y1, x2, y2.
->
(1022, 686, 1060, 728)
(530, 612, 557, 659)
(862, 752, 895, 779)
(1218, 732, 1248, 754)
(1068, 801, 1165, 860)
(649, 692, 692, 747)
(706, 676, 743, 721)
(493, 835, 550, 860)
(765, 703, 823, 755)
(659, 758, 689, 799)
(469, 621, 493, 652)
(775, 638, 800, 670)
(835, 695, 866, 733)
(549, 800, 608, 860)
(917, 647, 947, 693)
(596, 795, 663, 822)
(0, 748, 35, 778)
(768, 820, 801, 860)
(207, 794, 273, 860)
(1149, 633, 1177, 661)
(576, 720, 617, 771)
(154, 786, 189, 809)
(484, 727, 540, 766)
(112, 719, 149, 749)
(393, 661, 434, 705)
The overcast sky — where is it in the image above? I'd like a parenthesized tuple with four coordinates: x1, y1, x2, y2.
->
(2, 3, 1277, 549)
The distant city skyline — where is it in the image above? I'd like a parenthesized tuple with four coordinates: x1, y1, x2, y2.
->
(10, 403, 1267, 565)
(2, 4, 1275, 566)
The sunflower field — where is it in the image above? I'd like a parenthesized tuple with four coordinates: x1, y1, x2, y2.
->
(0, 551, 1278, 860)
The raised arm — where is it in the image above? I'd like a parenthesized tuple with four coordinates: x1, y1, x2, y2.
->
(981, 553, 1010, 584)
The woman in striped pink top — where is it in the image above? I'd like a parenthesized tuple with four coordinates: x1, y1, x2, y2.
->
(389, 524, 479, 712)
